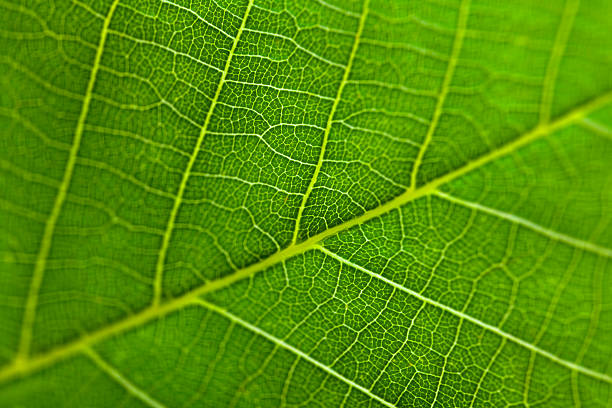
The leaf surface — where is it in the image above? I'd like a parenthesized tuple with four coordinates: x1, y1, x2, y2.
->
(1, 0, 611, 406)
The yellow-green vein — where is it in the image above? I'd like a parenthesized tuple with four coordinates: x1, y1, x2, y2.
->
(84, 347, 166, 408)
(539, 0, 580, 125)
(192, 298, 397, 408)
(16, 0, 120, 364)
(410, 0, 470, 188)
(1, 88, 610, 384)
(152, 0, 255, 306)
(291, 0, 370, 244)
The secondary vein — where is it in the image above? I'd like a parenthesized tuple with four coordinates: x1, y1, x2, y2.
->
(152, 0, 255, 306)
(434, 190, 612, 258)
(291, 0, 369, 245)
(316, 246, 612, 383)
(1, 88, 610, 385)
(539, 0, 580, 125)
(84, 347, 167, 408)
(192, 298, 397, 408)
(16, 0, 121, 364)
(409, 0, 470, 189)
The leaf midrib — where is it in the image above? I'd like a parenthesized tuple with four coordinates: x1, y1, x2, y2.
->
(2, 89, 611, 384)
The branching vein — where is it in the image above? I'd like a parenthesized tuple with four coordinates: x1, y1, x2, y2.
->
(434, 190, 612, 257)
(410, 0, 470, 188)
(192, 298, 397, 408)
(316, 246, 612, 383)
(84, 347, 166, 408)
(2, 84, 611, 387)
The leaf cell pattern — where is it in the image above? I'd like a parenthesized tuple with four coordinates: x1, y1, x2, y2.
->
(0, 0, 611, 406)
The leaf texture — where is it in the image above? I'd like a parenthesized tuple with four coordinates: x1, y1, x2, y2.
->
(1, 0, 611, 406)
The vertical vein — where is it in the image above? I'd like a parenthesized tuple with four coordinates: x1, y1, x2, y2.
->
(152, 0, 255, 306)
(539, 0, 580, 125)
(153, 0, 254, 306)
(17, 0, 121, 363)
(291, 0, 370, 244)
(409, 0, 470, 189)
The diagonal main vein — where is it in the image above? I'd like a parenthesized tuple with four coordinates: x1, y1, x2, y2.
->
(152, 0, 255, 306)
(2, 88, 611, 385)
(16, 0, 121, 363)
(291, 0, 369, 244)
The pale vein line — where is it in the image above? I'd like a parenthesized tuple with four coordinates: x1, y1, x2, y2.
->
(468, 338, 507, 408)
(539, 0, 580, 125)
(192, 299, 396, 408)
(410, 0, 470, 189)
(84, 347, 166, 408)
(152, 0, 255, 306)
(316, 246, 612, 383)
(1, 89, 610, 384)
(16, 0, 121, 363)
(580, 118, 612, 140)
(159, 0, 233, 39)
(291, 0, 369, 244)
(435, 190, 612, 258)
(315, 0, 360, 18)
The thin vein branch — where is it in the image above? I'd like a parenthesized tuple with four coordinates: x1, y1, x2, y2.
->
(84, 347, 166, 408)
(191, 298, 397, 408)
(539, 0, 580, 124)
(409, 0, 470, 188)
(435, 190, 612, 257)
(316, 245, 612, 383)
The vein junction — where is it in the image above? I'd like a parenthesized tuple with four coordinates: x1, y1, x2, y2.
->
(1, 88, 611, 385)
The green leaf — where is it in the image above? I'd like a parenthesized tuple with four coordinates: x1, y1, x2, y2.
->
(1, 0, 611, 406)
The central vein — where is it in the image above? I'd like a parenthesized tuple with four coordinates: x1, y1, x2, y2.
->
(1, 88, 609, 384)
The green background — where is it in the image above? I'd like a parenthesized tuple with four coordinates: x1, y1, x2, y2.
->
(1, 0, 611, 406)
